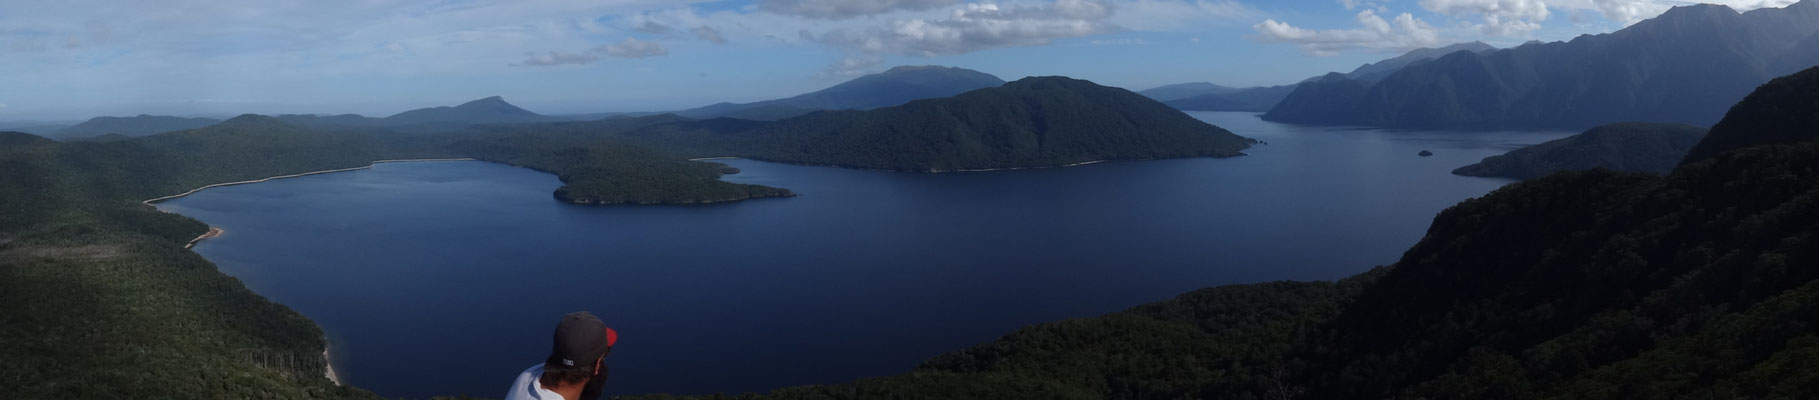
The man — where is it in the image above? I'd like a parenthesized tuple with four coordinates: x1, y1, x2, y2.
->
(505, 312, 619, 400)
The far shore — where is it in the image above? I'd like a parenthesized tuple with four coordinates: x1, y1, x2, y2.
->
(141, 158, 478, 206)
(686, 156, 1123, 174)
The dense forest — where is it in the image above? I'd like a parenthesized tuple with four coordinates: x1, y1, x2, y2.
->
(1452, 122, 1708, 179)
(618, 67, 1819, 399)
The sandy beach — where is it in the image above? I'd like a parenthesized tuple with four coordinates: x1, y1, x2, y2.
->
(142, 158, 478, 206)
(324, 346, 340, 385)
(183, 227, 223, 249)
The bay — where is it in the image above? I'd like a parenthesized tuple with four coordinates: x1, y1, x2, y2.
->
(156, 111, 1571, 397)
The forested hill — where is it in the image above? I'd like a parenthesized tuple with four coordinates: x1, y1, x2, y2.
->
(625, 66, 1819, 400)
(1263, 0, 1819, 129)
(1681, 67, 1819, 164)
(738, 76, 1256, 171)
(383, 96, 553, 125)
(1452, 122, 1707, 179)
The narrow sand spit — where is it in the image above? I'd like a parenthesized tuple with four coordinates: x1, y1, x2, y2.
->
(142, 158, 478, 206)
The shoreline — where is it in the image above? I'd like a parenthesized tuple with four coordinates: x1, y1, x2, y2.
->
(931, 159, 1111, 173)
(141, 158, 478, 205)
(142, 157, 467, 388)
(184, 227, 223, 249)
(324, 345, 340, 385)
(686, 156, 1123, 174)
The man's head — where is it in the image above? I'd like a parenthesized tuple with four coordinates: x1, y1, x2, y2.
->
(540, 311, 618, 388)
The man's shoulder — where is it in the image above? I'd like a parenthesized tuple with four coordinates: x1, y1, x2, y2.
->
(503, 364, 551, 400)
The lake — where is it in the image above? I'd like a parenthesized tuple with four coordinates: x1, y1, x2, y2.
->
(154, 112, 1572, 398)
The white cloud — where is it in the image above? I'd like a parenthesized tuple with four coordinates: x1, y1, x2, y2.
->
(1089, 38, 1149, 45)
(826, 54, 885, 76)
(692, 25, 727, 44)
(516, 38, 669, 66)
(758, 0, 965, 19)
(1251, 9, 1442, 56)
(1106, 0, 1260, 31)
(820, 0, 1119, 57)
(602, 37, 669, 58)
(634, 19, 673, 34)
(1420, 0, 1550, 35)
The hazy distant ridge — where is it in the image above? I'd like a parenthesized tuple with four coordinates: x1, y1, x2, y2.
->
(1264, 0, 1819, 129)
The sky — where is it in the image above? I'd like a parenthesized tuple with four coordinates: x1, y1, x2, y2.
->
(0, 0, 1802, 121)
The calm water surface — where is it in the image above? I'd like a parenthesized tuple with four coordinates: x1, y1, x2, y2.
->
(157, 112, 1572, 397)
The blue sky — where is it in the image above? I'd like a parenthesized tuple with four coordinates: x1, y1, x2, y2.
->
(0, 0, 1800, 120)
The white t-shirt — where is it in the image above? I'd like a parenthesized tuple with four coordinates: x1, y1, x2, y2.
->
(503, 364, 566, 400)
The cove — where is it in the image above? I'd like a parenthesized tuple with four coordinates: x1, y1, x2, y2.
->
(154, 112, 1573, 398)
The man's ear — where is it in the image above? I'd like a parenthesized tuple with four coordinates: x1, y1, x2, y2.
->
(593, 355, 604, 377)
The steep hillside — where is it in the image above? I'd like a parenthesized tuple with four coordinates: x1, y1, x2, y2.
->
(1452, 122, 1707, 179)
(1681, 64, 1819, 164)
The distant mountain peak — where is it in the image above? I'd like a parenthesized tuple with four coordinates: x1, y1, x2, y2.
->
(1656, 3, 1739, 20)
(222, 114, 284, 125)
(463, 95, 507, 105)
(382, 95, 544, 124)
(674, 65, 1004, 120)
(883, 65, 954, 73)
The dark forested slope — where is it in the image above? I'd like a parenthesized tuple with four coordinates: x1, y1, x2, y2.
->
(1452, 122, 1707, 179)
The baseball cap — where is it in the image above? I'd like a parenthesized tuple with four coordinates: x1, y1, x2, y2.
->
(546, 312, 618, 368)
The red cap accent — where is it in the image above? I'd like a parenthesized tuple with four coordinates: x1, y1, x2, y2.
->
(604, 327, 619, 348)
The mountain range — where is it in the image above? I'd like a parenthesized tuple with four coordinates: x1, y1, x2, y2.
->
(1150, 42, 1496, 113)
(1263, 0, 1819, 129)
(674, 65, 1007, 121)
(50, 114, 222, 139)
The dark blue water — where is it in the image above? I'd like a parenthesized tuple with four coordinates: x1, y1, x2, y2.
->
(156, 112, 1571, 398)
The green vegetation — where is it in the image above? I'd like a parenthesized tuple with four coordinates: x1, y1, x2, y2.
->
(0, 122, 387, 399)
(1452, 122, 1707, 179)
